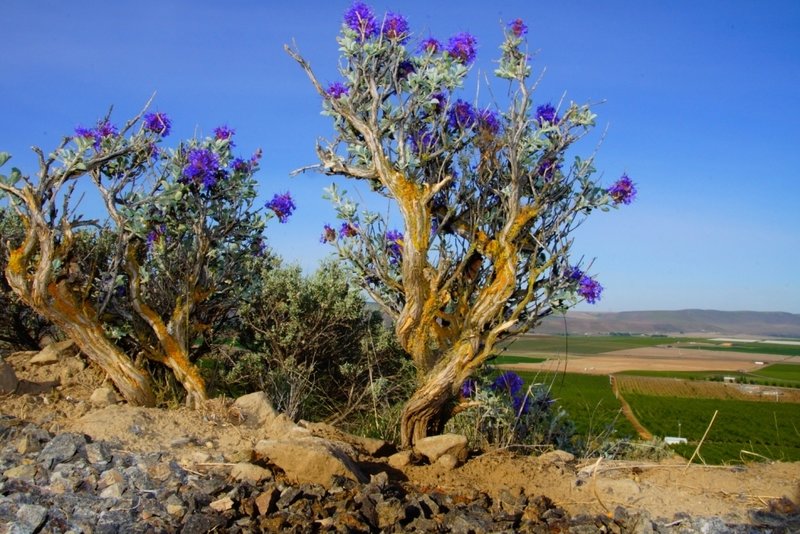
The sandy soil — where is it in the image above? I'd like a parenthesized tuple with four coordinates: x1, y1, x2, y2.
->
(2, 349, 799, 526)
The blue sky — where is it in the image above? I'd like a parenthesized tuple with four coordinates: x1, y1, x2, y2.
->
(2, 1, 799, 313)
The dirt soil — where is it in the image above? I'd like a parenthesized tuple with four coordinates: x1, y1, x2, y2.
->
(2, 349, 800, 527)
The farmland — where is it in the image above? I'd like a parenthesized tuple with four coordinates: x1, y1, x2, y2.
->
(503, 335, 800, 463)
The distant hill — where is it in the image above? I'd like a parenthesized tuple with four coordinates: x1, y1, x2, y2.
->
(535, 310, 800, 338)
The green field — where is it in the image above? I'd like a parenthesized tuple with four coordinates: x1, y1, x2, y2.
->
(516, 371, 637, 441)
(674, 341, 800, 357)
(626, 394, 800, 463)
(752, 363, 800, 383)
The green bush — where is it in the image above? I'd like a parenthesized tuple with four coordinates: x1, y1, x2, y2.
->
(208, 260, 413, 427)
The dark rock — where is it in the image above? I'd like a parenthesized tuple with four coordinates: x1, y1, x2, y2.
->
(182, 512, 228, 533)
(37, 432, 86, 469)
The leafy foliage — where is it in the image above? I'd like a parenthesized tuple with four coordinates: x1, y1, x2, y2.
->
(210, 261, 411, 423)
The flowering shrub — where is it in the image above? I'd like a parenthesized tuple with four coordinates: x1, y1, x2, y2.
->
(0, 106, 292, 406)
(449, 369, 575, 452)
(289, 3, 636, 446)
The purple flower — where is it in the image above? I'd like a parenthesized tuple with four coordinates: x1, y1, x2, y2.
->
(266, 192, 296, 223)
(491, 371, 524, 397)
(512, 394, 531, 415)
(344, 1, 377, 41)
(446, 32, 477, 64)
(214, 125, 235, 144)
(96, 120, 118, 138)
(478, 108, 501, 134)
(577, 275, 603, 304)
(608, 174, 637, 205)
(74, 120, 118, 149)
(382, 12, 409, 43)
(397, 60, 416, 79)
(535, 104, 559, 125)
(410, 128, 437, 154)
(448, 99, 477, 130)
(419, 37, 442, 53)
(568, 266, 584, 281)
(508, 18, 528, 38)
(460, 378, 477, 398)
(321, 224, 336, 243)
(326, 81, 349, 99)
(143, 112, 171, 137)
(146, 224, 167, 250)
(230, 158, 250, 173)
(182, 147, 221, 190)
(537, 158, 562, 181)
(339, 222, 358, 238)
(385, 229, 403, 263)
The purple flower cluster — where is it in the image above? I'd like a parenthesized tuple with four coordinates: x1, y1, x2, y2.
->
(382, 12, 409, 43)
(448, 99, 477, 130)
(446, 32, 477, 64)
(340, 221, 358, 237)
(478, 108, 501, 134)
(537, 158, 562, 181)
(75, 120, 118, 149)
(460, 378, 477, 398)
(146, 224, 167, 250)
(491, 371, 524, 397)
(266, 192, 296, 223)
(569, 266, 603, 304)
(385, 229, 403, 263)
(143, 112, 171, 137)
(410, 128, 437, 154)
(608, 174, 637, 205)
(508, 18, 528, 38)
(320, 224, 336, 243)
(535, 104, 559, 125)
(419, 37, 442, 53)
(344, 1, 377, 41)
(214, 125, 235, 145)
(461, 372, 531, 415)
(326, 82, 349, 99)
(182, 148, 221, 190)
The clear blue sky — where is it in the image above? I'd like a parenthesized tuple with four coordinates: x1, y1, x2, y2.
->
(2, 1, 799, 313)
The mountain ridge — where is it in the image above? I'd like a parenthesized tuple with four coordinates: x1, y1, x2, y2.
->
(535, 309, 800, 338)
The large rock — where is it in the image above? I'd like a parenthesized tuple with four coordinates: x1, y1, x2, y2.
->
(299, 420, 394, 456)
(30, 340, 76, 365)
(414, 433, 468, 464)
(254, 436, 367, 488)
(0, 357, 18, 394)
(233, 391, 303, 438)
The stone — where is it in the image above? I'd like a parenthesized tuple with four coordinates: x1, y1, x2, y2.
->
(255, 487, 279, 516)
(414, 433, 468, 464)
(15, 503, 48, 533)
(537, 449, 575, 465)
(254, 436, 367, 488)
(233, 391, 280, 428)
(209, 496, 234, 512)
(3, 464, 37, 482)
(300, 420, 394, 456)
(230, 462, 272, 484)
(387, 450, 414, 468)
(30, 340, 76, 365)
(38, 432, 86, 468)
(0, 357, 18, 394)
(89, 387, 118, 408)
(436, 453, 460, 470)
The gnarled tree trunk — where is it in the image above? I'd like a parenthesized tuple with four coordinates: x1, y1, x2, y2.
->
(5, 242, 155, 405)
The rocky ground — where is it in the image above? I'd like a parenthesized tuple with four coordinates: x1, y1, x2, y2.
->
(1, 345, 800, 533)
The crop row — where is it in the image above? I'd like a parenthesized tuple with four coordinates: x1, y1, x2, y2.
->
(616, 375, 800, 403)
(625, 394, 800, 463)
